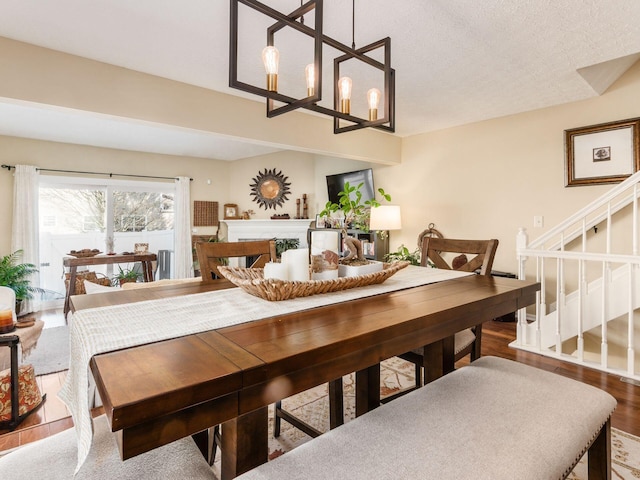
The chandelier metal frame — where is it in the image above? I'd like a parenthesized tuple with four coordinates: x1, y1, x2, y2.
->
(229, 0, 395, 134)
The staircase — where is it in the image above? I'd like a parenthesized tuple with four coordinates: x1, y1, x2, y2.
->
(515, 171, 640, 380)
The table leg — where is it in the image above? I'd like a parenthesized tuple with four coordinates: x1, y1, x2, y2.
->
(423, 336, 455, 384)
(9, 336, 18, 429)
(220, 407, 268, 480)
(142, 261, 153, 282)
(328, 378, 344, 429)
(63, 266, 77, 318)
(355, 363, 380, 417)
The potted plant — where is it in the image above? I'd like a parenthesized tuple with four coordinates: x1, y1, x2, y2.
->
(275, 238, 300, 259)
(113, 265, 142, 286)
(0, 250, 41, 314)
(385, 244, 422, 266)
(319, 182, 391, 274)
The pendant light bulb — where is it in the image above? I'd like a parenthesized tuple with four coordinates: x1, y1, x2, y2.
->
(262, 46, 279, 92)
(367, 88, 381, 121)
(305, 63, 315, 96)
(338, 76, 352, 114)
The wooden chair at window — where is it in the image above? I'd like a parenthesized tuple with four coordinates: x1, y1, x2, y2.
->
(396, 237, 499, 392)
(195, 239, 276, 281)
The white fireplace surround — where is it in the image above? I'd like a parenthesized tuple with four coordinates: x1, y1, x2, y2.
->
(224, 219, 312, 267)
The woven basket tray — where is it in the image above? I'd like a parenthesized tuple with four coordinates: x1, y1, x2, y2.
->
(217, 261, 410, 301)
(67, 251, 102, 258)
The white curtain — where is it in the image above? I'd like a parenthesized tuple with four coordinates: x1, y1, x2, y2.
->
(11, 165, 41, 314)
(173, 176, 193, 279)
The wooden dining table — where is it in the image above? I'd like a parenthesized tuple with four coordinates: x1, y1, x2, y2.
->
(70, 272, 539, 479)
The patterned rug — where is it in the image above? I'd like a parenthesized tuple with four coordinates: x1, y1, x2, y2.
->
(212, 357, 640, 479)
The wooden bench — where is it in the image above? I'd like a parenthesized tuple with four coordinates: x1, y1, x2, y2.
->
(237, 356, 616, 480)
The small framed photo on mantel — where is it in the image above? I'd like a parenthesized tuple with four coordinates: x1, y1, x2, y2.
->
(224, 203, 242, 220)
(565, 118, 640, 186)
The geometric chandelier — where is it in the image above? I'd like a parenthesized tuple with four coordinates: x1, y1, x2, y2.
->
(229, 0, 395, 134)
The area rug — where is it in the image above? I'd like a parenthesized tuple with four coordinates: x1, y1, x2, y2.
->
(210, 357, 640, 480)
(23, 326, 70, 376)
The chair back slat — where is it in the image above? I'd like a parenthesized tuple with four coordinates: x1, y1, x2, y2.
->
(196, 240, 277, 282)
(421, 238, 498, 276)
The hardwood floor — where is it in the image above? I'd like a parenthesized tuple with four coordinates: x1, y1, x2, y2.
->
(471, 320, 640, 437)
(1, 314, 638, 454)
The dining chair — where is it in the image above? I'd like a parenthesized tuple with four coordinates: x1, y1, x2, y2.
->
(397, 237, 499, 390)
(195, 239, 276, 281)
(196, 239, 277, 462)
(196, 239, 343, 460)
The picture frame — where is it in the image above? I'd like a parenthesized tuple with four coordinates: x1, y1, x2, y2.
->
(134, 242, 149, 254)
(223, 203, 241, 219)
(565, 118, 640, 186)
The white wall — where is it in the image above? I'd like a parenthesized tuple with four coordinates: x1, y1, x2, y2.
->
(228, 150, 317, 220)
(385, 60, 640, 273)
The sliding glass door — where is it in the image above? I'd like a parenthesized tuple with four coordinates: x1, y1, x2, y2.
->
(38, 176, 175, 304)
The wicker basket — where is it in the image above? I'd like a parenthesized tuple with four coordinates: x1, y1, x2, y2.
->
(64, 271, 112, 295)
(66, 251, 102, 258)
(217, 261, 410, 301)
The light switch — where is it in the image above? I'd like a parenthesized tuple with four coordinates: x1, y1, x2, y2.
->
(533, 216, 544, 228)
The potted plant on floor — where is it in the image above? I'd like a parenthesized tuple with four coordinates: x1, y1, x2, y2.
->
(113, 266, 142, 286)
(0, 250, 41, 315)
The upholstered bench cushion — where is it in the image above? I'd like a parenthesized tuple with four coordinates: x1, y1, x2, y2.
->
(0, 364, 43, 421)
(0, 415, 215, 479)
(238, 356, 616, 480)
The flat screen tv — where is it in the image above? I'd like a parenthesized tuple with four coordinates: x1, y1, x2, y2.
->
(326, 168, 375, 205)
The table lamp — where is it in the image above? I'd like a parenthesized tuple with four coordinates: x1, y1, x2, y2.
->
(369, 205, 402, 239)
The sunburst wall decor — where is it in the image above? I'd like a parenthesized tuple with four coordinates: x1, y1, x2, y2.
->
(249, 168, 291, 210)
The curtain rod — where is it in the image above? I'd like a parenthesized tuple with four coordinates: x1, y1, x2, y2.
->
(1, 164, 193, 181)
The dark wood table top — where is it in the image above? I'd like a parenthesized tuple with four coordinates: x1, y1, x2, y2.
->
(77, 274, 539, 465)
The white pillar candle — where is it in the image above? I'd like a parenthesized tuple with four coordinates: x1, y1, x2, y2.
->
(310, 230, 340, 256)
(263, 261, 289, 281)
(281, 248, 310, 282)
(310, 230, 340, 280)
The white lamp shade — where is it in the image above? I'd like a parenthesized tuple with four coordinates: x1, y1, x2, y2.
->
(369, 205, 402, 231)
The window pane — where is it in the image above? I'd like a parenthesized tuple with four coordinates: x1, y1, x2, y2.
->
(38, 180, 176, 305)
(39, 187, 107, 297)
(40, 187, 106, 234)
(113, 191, 174, 232)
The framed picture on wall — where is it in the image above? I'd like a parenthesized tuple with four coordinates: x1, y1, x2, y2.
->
(565, 118, 640, 186)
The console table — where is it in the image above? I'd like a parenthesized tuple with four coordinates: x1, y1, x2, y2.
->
(62, 253, 157, 318)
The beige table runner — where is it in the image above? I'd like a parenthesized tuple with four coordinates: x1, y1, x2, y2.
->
(59, 266, 471, 472)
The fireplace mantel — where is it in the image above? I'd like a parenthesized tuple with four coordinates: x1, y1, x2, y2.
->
(224, 219, 312, 247)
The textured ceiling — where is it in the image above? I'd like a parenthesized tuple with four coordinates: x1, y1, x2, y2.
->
(1, 0, 639, 159)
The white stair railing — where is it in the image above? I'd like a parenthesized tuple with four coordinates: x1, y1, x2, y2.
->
(515, 171, 640, 380)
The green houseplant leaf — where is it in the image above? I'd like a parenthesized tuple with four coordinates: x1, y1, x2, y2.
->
(0, 250, 40, 301)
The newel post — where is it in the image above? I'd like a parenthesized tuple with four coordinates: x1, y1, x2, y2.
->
(515, 227, 529, 345)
